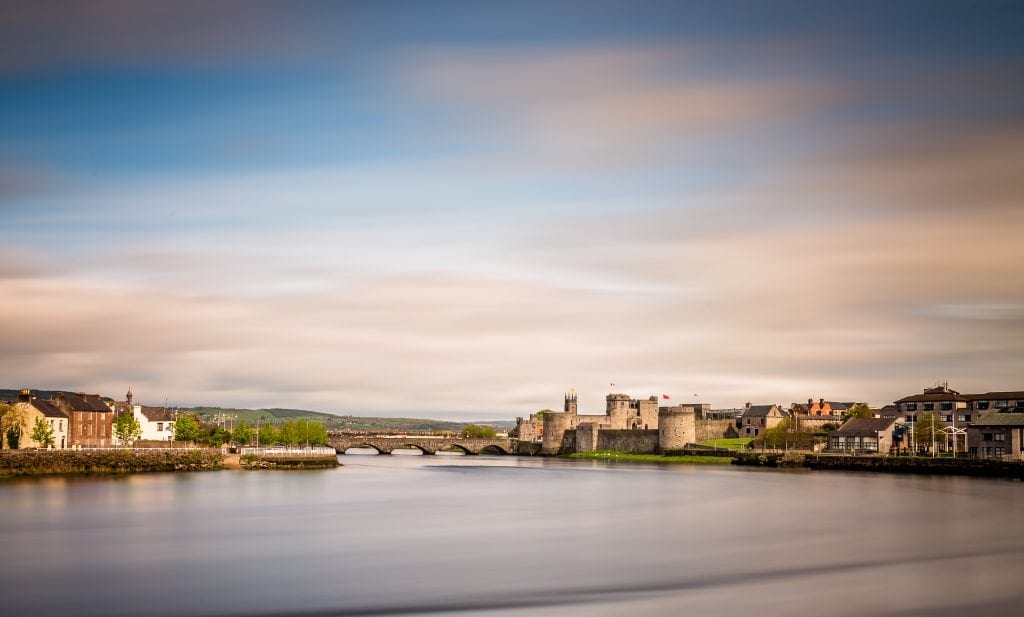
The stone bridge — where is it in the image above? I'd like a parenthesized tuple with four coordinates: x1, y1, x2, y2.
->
(329, 434, 517, 455)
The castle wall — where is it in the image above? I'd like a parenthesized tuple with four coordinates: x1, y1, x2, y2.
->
(659, 406, 697, 452)
(596, 429, 659, 453)
(696, 419, 738, 441)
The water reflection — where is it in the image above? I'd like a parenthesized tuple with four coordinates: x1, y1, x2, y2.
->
(0, 456, 1022, 617)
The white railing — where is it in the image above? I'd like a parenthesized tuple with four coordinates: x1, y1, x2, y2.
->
(239, 446, 337, 457)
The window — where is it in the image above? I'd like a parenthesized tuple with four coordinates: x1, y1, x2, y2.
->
(997, 400, 1008, 408)
(994, 433, 1006, 442)
(976, 401, 990, 410)
(906, 403, 917, 411)
(958, 415, 970, 422)
(995, 447, 1005, 456)
(943, 415, 953, 423)
(907, 414, 917, 422)
(983, 433, 993, 441)
(746, 418, 751, 425)
(923, 403, 934, 411)
(941, 402, 953, 411)
(157, 422, 163, 432)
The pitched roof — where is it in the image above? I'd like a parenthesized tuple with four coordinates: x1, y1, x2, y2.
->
(966, 391, 1024, 400)
(139, 406, 176, 422)
(895, 391, 971, 403)
(834, 417, 897, 436)
(826, 401, 856, 411)
(55, 392, 112, 412)
(31, 399, 69, 419)
(971, 411, 1024, 427)
(743, 405, 781, 417)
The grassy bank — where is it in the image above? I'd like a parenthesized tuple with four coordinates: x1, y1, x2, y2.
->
(564, 450, 733, 464)
(0, 449, 224, 478)
(699, 438, 753, 451)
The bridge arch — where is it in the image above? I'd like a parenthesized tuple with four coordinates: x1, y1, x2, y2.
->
(437, 443, 473, 455)
(342, 443, 385, 455)
(392, 443, 433, 455)
(479, 444, 509, 455)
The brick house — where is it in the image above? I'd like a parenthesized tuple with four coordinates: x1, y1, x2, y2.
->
(52, 392, 115, 448)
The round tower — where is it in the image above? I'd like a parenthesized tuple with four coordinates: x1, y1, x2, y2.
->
(541, 412, 576, 455)
(658, 406, 696, 453)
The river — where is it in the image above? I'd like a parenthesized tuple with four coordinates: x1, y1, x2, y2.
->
(1, 454, 1022, 617)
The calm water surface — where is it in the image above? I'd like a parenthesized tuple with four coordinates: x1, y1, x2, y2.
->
(2, 454, 1023, 617)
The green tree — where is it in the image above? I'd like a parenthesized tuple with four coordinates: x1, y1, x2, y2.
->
(31, 417, 55, 449)
(256, 423, 279, 446)
(842, 403, 874, 421)
(912, 412, 944, 453)
(6, 425, 22, 449)
(174, 414, 201, 443)
(0, 403, 26, 450)
(756, 418, 815, 450)
(208, 426, 230, 447)
(460, 424, 498, 439)
(306, 420, 327, 446)
(232, 420, 254, 445)
(114, 412, 142, 445)
(279, 419, 299, 445)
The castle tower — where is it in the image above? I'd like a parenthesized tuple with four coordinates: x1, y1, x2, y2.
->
(541, 412, 576, 455)
(564, 390, 578, 414)
(658, 405, 696, 453)
(126, 387, 133, 406)
(606, 393, 630, 429)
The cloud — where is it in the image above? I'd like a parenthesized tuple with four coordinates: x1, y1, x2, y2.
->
(0, 0, 336, 74)
(396, 44, 847, 171)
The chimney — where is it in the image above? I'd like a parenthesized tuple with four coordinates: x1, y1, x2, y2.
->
(745, 401, 751, 410)
(819, 398, 824, 406)
(808, 398, 813, 406)
(19, 389, 30, 403)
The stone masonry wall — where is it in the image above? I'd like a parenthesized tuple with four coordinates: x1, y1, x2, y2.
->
(596, 429, 659, 453)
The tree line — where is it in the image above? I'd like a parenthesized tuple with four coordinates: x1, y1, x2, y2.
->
(171, 415, 328, 447)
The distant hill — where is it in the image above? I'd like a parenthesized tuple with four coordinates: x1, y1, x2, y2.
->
(181, 407, 514, 432)
(1, 389, 513, 432)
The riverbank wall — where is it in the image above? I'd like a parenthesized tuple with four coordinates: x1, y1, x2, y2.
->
(240, 454, 339, 469)
(0, 449, 224, 477)
(733, 452, 1024, 479)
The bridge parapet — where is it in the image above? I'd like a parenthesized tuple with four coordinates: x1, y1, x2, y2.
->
(329, 435, 516, 455)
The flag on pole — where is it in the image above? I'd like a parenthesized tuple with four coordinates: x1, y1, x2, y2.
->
(662, 394, 670, 400)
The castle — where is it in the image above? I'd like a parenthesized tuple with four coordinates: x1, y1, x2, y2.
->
(517, 391, 705, 455)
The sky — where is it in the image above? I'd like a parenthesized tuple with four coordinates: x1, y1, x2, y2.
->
(2, 1, 1023, 418)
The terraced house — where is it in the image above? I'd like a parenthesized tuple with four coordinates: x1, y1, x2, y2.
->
(52, 391, 115, 448)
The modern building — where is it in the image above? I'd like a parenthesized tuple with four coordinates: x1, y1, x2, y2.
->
(828, 417, 902, 453)
(968, 412, 1024, 460)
